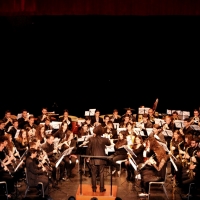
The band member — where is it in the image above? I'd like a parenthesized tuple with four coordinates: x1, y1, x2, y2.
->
(2, 110, 14, 132)
(60, 130, 77, 179)
(44, 117, 54, 133)
(179, 118, 194, 137)
(35, 124, 46, 144)
(84, 116, 93, 128)
(122, 108, 136, 123)
(0, 136, 15, 198)
(101, 115, 110, 128)
(150, 124, 166, 144)
(53, 122, 68, 140)
(172, 111, 181, 122)
(109, 131, 127, 176)
(103, 121, 118, 140)
(14, 129, 29, 157)
(125, 135, 145, 182)
(36, 107, 48, 125)
(26, 148, 53, 200)
(125, 122, 136, 149)
(148, 108, 156, 124)
(87, 125, 111, 192)
(189, 109, 200, 125)
(110, 109, 121, 123)
(24, 116, 37, 131)
(139, 136, 169, 197)
(0, 120, 6, 136)
(59, 109, 72, 131)
(142, 114, 153, 128)
(120, 114, 130, 128)
(7, 119, 19, 139)
(26, 127, 36, 142)
(18, 109, 29, 129)
(91, 110, 103, 127)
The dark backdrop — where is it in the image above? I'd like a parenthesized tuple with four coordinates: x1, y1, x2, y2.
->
(0, 15, 199, 118)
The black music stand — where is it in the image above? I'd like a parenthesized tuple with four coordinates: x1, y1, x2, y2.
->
(80, 155, 114, 196)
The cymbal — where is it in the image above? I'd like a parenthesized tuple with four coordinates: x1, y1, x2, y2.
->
(124, 107, 135, 111)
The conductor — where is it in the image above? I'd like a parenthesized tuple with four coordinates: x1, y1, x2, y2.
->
(87, 125, 111, 192)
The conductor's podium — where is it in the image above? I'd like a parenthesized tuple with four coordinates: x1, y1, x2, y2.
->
(76, 184, 117, 200)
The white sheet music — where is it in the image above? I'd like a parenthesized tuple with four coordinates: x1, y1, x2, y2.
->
(190, 125, 200, 131)
(174, 120, 184, 128)
(182, 111, 190, 117)
(51, 121, 62, 129)
(133, 128, 141, 135)
(162, 130, 173, 137)
(113, 123, 119, 130)
(146, 128, 153, 136)
(89, 109, 96, 116)
(136, 122, 144, 129)
(14, 129, 20, 138)
(85, 111, 89, 116)
(117, 128, 127, 135)
(176, 110, 183, 115)
(154, 118, 165, 126)
(89, 127, 94, 135)
(17, 113, 30, 119)
(45, 130, 52, 134)
(105, 144, 115, 155)
(138, 107, 150, 114)
(78, 119, 85, 126)
(166, 109, 172, 115)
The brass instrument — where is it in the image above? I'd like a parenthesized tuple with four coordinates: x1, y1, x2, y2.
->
(181, 146, 190, 167)
(187, 150, 197, 179)
(176, 141, 184, 162)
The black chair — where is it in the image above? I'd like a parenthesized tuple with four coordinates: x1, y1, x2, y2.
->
(0, 181, 8, 200)
(24, 168, 44, 198)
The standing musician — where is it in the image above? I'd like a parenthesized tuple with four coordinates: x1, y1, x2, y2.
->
(17, 109, 29, 129)
(7, 119, 19, 139)
(139, 136, 169, 197)
(26, 148, 53, 200)
(0, 136, 15, 198)
(91, 110, 103, 127)
(87, 125, 111, 192)
(59, 109, 72, 131)
(110, 109, 121, 123)
(2, 110, 13, 132)
(109, 131, 127, 177)
(59, 130, 77, 179)
(125, 135, 145, 182)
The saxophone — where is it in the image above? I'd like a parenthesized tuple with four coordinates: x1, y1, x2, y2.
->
(176, 140, 184, 161)
(170, 138, 174, 156)
(187, 150, 197, 179)
(181, 146, 190, 168)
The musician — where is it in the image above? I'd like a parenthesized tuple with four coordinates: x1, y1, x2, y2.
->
(110, 109, 121, 123)
(122, 108, 136, 123)
(85, 116, 93, 128)
(119, 114, 130, 128)
(149, 124, 166, 144)
(0, 120, 6, 136)
(87, 125, 111, 192)
(59, 109, 72, 130)
(0, 136, 15, 198)
(26, 148, 53, 200)
(109, 131, 127, 176)
(103, 121, 118, 140)
(14, 129, 29, 157)
(24, 116, 37, 131)
(60, 130, 77, 179)
(36, 107, 48, 125)
(148, 108, 156, 124)
(44, 117, 54, 133)
(35, 124, 46, 144)
(78, 123, 91, 138)
(101, 115, 110, 128)
(142, 114, 153, 128)
(125, 122, 136, 148)
(172, 111, 181, 122)
(180, 118, 194, 136)
(126, 135, 145, 181)
(2, 110, 13, 132)
(7, 119, 19, 139)
(189, 109, 200, 125)
(53, 122, 68, 140)
(139, 136, 169, 197)
(91, 110, 103, 127)
(17, 109, 29, 129)
(26, 127, 36, 142)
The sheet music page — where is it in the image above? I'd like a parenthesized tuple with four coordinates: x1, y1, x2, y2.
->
(113, 123, 119, 130)
(146, 128, 153, 136)
(162, 130, 173, 137)
(45, 130, 52, 134)
(138, 108, 145, 114)
(133, 128, 141, 135)
(78, 119, 85, 126)
(136, 122, 144, 129)
(166, 109, 172, 115)
(89, 109, 96, 116)
(17, 113, 22, 119)
(117, 128, 127, 135)
(154, 119, 165, 126)
(14, 129, 20, 138)
(89, 127, 94, 135)
(190, 125, 200, 131)
(176, 110, 183, 115)
(144, 108, 150, 113)
(174, 120, 184, 128)
(182, 111, 190, 117)
(85, 111, 89, 116)
(51, 121, 62, 129)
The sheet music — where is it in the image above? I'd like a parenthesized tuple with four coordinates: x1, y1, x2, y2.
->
(105, 144, 115, 155)
(136, 122, 144, 129)
(17, 112, 30, 119)
(146, 128, 153, 136)
(138, 107, 150, 114)
(176, 110, 183, 115)
(89, 109, 96, 116)
(174, 120, 184, 128)
(154, 118, 165, 126)
(162, 130, 173, 137)
(51, 121, 62, 129)
(182, 111, 190, 117)
(133, 128, 141, 135)
(166, 109, 172, 115)
(14, 129, 20, 138)
(113, 123, 119, 130)
(45, 130, 52, 134)
(190, 125, 200, 131)
(89, 127, 94, 135)
(53, 137, 61, 149)
(78, 119, 85, 126)
(85, 111, 90, 116)
(117, 128, 127, 135)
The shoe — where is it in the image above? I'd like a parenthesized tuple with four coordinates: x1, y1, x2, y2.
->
(92, 187, 97, 192)
(100, 188, 106, 192)
(117, 171, 121, 177)
(61, 177, 66, 181)
(112, 170, 116, 174)
(138, 193, 149, 197)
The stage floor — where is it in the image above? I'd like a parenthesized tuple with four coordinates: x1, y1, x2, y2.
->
(7, 161, 197, 200)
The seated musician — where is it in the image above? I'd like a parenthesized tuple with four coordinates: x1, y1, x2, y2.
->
(84, 116, 93, 128)
(125, 122, 136, 148)
(101, 115, 110, 128)
(180, 118, 194, 136)
(26, 148, 53, 200)
(36, 107, 49, 125)
(59, 130, 77, 179)
(147, 108, 156, 124)
(172, 111, 181, 122)
(41, 134, 65, 184)
(110, 109, 121, 123)
(78, 122, 91, 138)
(18, 109, 29, 129)
(44, 117, 54, 134)
(53, 122, 69, 141)
(7, 119, 19, 139)
(103, 121, 118, 140)
(109, 131, 127, 176)
(91, 110, 103, 127)
(139, 136, 169, 197)
(0, 120, 6, 136)
(2, 110, 13, 132)
(26, 127, 36, 142)
(125, 135, 145, 182)
(120, 114, 130, 128)
(59, 109, 72, 131)
(0, 136, 15, 198)
(149, 124, 166, 144)
(35, 124, 46, 145)
(122, 108, 136, 123)
(189, 109, 200, 125)
(24, 116, 37, 131)
(14, 129, 29, 157)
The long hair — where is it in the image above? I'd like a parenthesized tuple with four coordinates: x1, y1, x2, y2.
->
(35, 124, 46, 141)
(4, 134, 14, 153)
(16, 129, 29, 145)
(115, 131, 127, 149)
